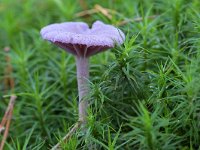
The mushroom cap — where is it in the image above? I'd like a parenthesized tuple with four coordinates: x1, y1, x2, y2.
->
(40, 21, 125, 57)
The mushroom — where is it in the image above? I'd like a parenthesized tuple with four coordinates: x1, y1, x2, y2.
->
(40, 21, 125, 148)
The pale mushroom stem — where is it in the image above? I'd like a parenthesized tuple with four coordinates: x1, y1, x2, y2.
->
(76, 56, 89, 123)
(51, 57, 89, 150)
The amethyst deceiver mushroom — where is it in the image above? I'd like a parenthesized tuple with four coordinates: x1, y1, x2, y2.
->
(40, 20, 125, 125)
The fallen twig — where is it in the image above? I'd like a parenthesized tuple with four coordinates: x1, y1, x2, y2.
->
(0, 95, 17, 150)
(116, 15, 158, 26)
(94, 4, 112, 19)
(0, 47, 16, 150)
(75, 4, 111, 18)
(75, 9, 98, 18)
(75, 4, 158, 26)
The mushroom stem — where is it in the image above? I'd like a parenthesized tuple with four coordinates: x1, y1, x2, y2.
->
(76, 56, 89, 123)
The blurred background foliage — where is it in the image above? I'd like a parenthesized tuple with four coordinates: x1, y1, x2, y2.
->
(0, 0, 200, 149)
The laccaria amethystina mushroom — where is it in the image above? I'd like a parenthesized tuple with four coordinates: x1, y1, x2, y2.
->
(40, 21, 125, 148)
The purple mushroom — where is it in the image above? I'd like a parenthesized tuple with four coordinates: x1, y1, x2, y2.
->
(40, 20, 125, 147)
